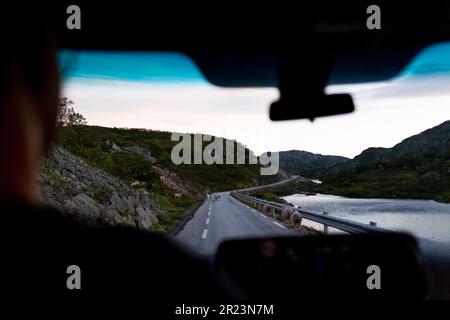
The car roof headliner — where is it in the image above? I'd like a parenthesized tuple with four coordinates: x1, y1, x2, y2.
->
(57, 1, 450, 86)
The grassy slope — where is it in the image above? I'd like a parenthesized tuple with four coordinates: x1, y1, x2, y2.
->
(256, 155, 450, 204)
(317, 154, 450, 203)
(316, 121, 450, 203)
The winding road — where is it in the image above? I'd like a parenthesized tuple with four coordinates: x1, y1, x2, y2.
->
(175, 191, 296, 255)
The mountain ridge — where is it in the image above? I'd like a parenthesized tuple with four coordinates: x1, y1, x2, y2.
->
(277, 149, 349, 177)
(317, 120, 450, 202)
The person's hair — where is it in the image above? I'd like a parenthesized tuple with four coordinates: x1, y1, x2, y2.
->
(0, 7, 60, 152)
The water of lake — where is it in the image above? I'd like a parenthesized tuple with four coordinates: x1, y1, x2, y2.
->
(282, 193, 450, 243)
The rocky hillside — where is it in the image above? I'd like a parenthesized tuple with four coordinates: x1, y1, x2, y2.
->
(57, 125, 283, 193)
(40, 147, 164, 229)
(278, 150, 349, 177)
(39, 124, 285, 231)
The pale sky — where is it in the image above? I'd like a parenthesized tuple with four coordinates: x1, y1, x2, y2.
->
(61, 45, 450, 159)
(62, 76, 449, 159)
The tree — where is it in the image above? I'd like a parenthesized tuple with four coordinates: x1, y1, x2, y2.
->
(57, 97, 87, 127)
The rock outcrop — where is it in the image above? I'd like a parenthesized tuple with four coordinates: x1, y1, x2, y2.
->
(123, 145, 156, 163)
(152, 165, 204, 197)
(40, 147, 165, 229)
(103, 140, 122, 152)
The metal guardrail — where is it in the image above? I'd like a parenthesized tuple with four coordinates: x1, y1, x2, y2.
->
(234, 176, 300, 194)
(230, 191, 392, 234)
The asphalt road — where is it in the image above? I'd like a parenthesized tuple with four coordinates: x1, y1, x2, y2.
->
(175, 192, 296, 255)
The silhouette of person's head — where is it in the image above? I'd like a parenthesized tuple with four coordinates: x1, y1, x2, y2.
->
(0, 8, 60, 204)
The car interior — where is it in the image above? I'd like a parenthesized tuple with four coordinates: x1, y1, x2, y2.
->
(1, 1, 450, 309)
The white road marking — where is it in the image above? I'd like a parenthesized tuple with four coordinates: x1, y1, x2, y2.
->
(273, 222, 287, 229)
(206, 218, 210, 224)
(259, 213, 268, 219)
(201, 229, 208, 239)
(208, 211, 211, 216)
(252, 209, 257, 213)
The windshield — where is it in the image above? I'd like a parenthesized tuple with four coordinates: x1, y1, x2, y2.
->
(50, 46, 450, 257)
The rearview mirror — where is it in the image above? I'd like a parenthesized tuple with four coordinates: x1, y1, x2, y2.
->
(269, 93, 355, 121)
